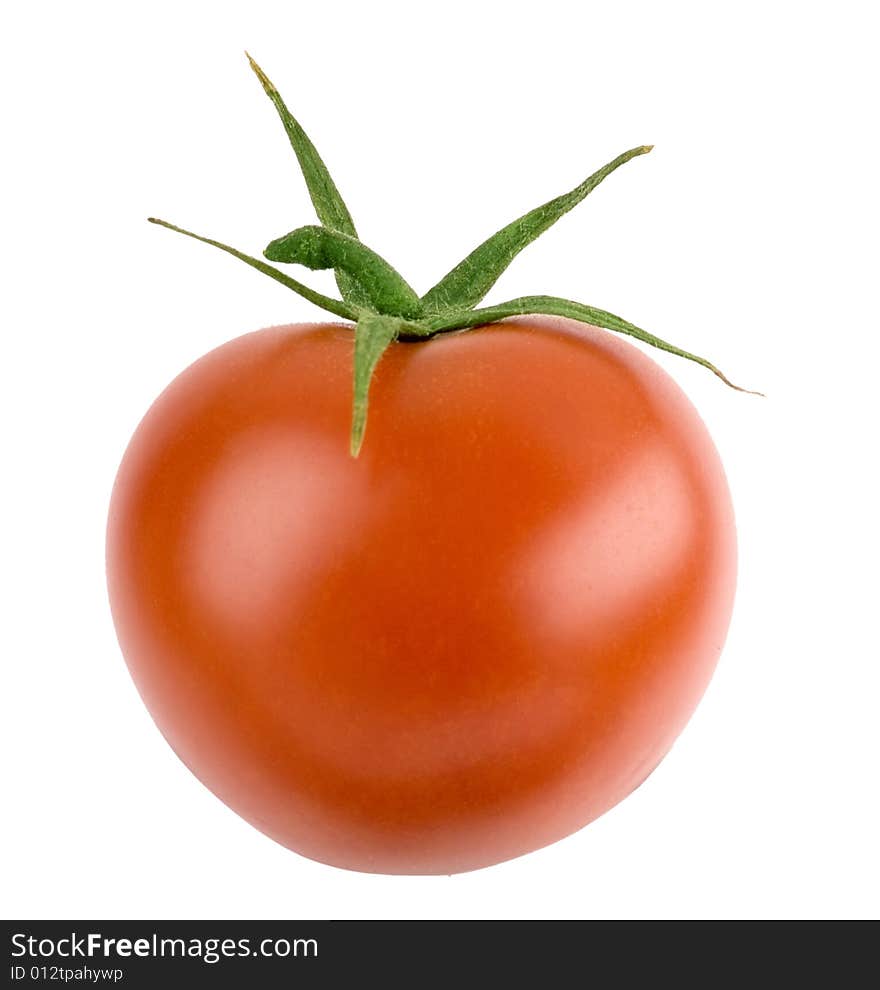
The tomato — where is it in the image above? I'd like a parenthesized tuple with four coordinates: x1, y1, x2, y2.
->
(106, 315, 736, 874)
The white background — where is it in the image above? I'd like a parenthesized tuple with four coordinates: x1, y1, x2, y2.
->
(2, 1, 878, 920)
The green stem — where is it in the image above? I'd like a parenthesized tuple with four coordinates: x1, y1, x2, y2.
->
(265, 226, 423, 319)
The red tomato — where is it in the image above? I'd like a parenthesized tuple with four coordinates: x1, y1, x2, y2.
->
(106, 316, 735, 874)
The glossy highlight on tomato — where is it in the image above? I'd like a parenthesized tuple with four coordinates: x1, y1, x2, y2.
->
(106, 316, 736, 874)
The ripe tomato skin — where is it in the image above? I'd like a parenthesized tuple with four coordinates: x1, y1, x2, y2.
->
(107, 317, 736, 874)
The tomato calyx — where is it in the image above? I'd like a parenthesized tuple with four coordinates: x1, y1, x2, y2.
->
(148, 54, 760, 455)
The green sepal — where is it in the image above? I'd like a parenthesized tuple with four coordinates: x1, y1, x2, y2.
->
(420, 145, 653, 315)
(265, 226, 423, 320)
(147, 218, 358, 321)
(351, 313, 401, 456)
(246, 53, 369, 308)
(428, 295, 761, 393)
(149, 57, 759, 460)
